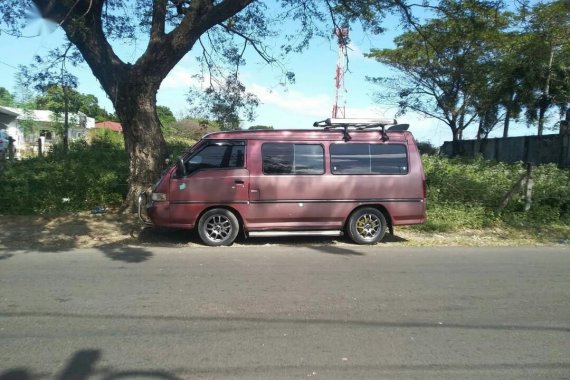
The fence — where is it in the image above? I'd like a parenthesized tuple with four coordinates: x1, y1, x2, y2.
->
(441, 133, 570, 167)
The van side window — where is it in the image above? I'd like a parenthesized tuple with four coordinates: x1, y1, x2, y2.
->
(331, 144, 408, 174)
(186, 143, 245, 174)
(262, 143, 324, 175)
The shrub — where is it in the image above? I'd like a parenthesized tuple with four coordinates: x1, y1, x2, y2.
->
(0, 132, 197, 215)
(0, 138, 128, 215)
(416, 141, 438, 155)
(421, 155, 570, 231)
(165, 136, 196, 160)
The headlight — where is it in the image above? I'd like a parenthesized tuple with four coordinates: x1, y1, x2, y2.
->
(151, 193, 167, 202)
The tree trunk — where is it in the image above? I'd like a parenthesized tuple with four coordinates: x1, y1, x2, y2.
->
(451, 122, 462, 156)
(476, 119, 484, 141)
(503, 107, 511, 138)
(538, 46, 555, 137)
(63, 85, 69, 152)
(502, 88, 516, 138)
(114, 81, 168, 213)
(537, 101, 548, 137)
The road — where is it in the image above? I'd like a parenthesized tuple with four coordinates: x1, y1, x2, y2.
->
(0, 245, 569, 379)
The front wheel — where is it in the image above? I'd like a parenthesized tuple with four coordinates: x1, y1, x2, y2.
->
(347, 208, 387, 245)
(197, 209, 240, 246)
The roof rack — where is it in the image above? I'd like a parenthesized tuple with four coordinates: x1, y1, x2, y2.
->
(313, 118, 407, 142)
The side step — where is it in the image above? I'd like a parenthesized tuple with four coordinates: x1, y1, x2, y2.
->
(248, 230, 343, 238)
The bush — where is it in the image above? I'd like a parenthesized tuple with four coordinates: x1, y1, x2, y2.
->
(416, 141, 438, 155)
(166, 136, 196, 160)
(421, 154, 570, 230)
(0, 137, 128, 215)
(87, 128, 124, 146)
(0, 132, 197, 215)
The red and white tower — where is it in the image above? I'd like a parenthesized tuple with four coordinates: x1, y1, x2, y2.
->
(332, 26, 349, 119)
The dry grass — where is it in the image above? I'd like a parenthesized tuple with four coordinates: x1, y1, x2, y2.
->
(1, 213, 568, 251)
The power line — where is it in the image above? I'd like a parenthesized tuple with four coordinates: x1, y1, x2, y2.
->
(0, 60, 19, 70)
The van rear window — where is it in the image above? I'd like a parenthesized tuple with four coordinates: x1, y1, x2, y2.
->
(330, 143, 408, 174)
(262, 143, 324, 175)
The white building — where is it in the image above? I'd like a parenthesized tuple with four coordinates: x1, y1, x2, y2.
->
(0, 106, 95, 156)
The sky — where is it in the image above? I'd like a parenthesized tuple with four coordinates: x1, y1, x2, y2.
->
(0, 2, 540, 147)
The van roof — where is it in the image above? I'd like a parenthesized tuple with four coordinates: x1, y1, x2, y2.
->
(203, 129, 411, 142)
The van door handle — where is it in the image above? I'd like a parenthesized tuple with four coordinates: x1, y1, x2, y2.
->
(232, 180, 245, 189)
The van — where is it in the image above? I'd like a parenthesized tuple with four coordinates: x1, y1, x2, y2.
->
(139, 118, 426, 246)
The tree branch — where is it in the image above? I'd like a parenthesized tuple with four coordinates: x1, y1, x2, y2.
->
(150, 0, 167, 41)
(32, 0, 128, 102)
(218, 22, 275, 64)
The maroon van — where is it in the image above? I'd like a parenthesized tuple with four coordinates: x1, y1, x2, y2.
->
(139, 118, 426, 246)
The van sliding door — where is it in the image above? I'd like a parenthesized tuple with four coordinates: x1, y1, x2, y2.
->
(247, 142, 344, 230)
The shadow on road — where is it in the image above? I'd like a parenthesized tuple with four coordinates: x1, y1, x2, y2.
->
(0, 214, 409, 262)
(97, 244, 154, 263)
(309, 245, 365, 256)
(0, 349, 181, 380)
(1, 343, 569, 379)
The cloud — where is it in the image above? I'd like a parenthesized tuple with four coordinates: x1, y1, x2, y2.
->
(346, 42, 365, 60)
(249, 84, 332, 117)
(248, 84, 402, 121)
(162, 67, 209, 89)
(344, 105, 395, 119)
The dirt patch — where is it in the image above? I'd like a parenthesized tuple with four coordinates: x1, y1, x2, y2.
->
(0, 212, 140, 252)
(0, 212, 568, 252)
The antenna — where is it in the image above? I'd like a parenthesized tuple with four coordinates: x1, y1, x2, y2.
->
(332, 27, 349, 119)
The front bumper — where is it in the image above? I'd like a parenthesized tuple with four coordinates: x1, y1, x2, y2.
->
(137, 191, 154, 225)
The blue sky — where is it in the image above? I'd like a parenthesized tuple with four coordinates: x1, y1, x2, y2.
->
(0, 3, 538, 147)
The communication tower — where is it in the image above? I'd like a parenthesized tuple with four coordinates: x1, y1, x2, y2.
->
(332, 27, 349, 119)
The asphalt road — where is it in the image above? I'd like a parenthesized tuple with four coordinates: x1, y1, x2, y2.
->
(0, 245, 569, 379)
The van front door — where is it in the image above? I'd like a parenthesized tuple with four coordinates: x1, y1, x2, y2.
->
(169, 141, 249, 226)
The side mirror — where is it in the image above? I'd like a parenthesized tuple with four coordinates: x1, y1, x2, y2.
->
(175, 158, 186, 177)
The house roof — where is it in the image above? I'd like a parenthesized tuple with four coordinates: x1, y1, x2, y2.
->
(0, 106, 20, 117)
(0, 106, 95, 128)
(95, 121, 123, 132)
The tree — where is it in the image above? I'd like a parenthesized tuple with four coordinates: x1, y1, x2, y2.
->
(157, 105, 177, 128)
(0, 0, 398, 210)
(492, 31, 532, 138)
(169, 118, 220, 140)
(34, 84, 113, 121)
(187, 77, 259, 130)
(519, 0, 570, 136)
(0, 87, 15, 107)
(367, 0, 511, 149)
(17, 43, 83, 150)
(249, 125, 273, 130)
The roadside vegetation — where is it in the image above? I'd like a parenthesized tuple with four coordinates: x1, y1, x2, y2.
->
(0, 129, 194, 215)
(1, 136, 568, 242)
(418, 155, 570, 238)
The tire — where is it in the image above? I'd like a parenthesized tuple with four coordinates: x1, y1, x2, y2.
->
(346, 207, 387, 245)
(197, 208, 240, 246)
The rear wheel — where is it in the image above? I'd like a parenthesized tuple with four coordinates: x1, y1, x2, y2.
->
(347, 207, 387, 245)
(197, 209, 240, 246)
